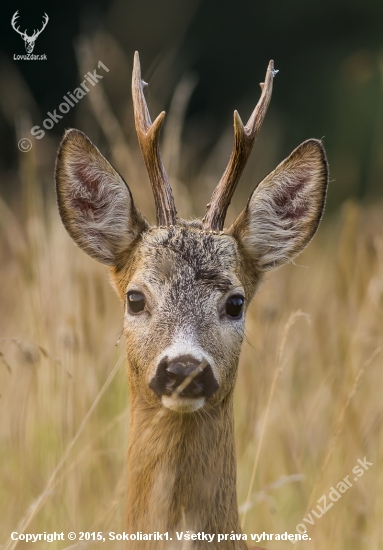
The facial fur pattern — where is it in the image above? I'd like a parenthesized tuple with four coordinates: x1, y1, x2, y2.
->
(110, 220, 261, 413)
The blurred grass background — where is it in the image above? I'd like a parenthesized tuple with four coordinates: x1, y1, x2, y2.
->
(0, 0, 383, 548)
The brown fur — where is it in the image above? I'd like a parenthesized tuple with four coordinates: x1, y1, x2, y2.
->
(55, 122, 328, 549)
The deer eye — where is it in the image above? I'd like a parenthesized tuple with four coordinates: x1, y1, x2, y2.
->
(225, 295, 244, 319)
(127, 291, 145, 314)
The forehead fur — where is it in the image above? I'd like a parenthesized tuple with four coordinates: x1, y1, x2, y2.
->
(110, 221, 260, 298)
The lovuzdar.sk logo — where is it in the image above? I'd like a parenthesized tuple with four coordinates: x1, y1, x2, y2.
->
(11, 10, 48, 60)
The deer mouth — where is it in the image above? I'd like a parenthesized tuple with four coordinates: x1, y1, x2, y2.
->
(161, 395, 207, 413)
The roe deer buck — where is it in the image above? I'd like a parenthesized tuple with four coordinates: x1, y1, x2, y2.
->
(55, 52, 328, 549)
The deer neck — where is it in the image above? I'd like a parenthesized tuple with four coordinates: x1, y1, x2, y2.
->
(126, 391, 245, 548)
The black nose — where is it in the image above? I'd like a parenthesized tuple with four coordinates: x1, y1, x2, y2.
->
(149, 356, 219, 399)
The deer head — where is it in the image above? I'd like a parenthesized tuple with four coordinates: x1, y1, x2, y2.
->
(55, 52, 328, 543)
(56, 52, 327, 414)
(11, 11, 48, 54)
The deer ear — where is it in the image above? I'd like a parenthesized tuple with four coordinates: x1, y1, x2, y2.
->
(229, 139, 328, 271)
(55, 129, 148, 265)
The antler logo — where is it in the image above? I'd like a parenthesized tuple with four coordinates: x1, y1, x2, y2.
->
(11, 11, 48, 54)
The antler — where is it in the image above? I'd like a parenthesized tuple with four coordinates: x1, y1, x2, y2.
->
(132, 51, 177, 227)
(11, 11, 27, 39)
(202, 60, 277, 231)
(31, 13, 49, 40)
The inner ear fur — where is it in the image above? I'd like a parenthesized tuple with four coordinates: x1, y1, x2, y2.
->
(55, 129, 148, 265)
(229, 139, 329, 271)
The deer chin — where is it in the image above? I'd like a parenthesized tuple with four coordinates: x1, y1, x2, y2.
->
(161, 395, 206, 413)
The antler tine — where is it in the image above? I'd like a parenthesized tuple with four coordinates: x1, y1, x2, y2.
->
(132, 51, 177, 227)
(34, 13, 49, 38)
(11, 11, 25, 37)
(202, 60, 277, 231)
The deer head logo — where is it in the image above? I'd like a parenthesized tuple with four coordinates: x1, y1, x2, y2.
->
(11, 11, 48, 54)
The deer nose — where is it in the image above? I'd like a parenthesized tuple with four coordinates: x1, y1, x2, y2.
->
(149, 356, 219, 399)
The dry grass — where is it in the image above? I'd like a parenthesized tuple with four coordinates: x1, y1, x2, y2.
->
(235, 202, 383, 549)
(1, 36, 382, 550)
(1, 167, 382, 550)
